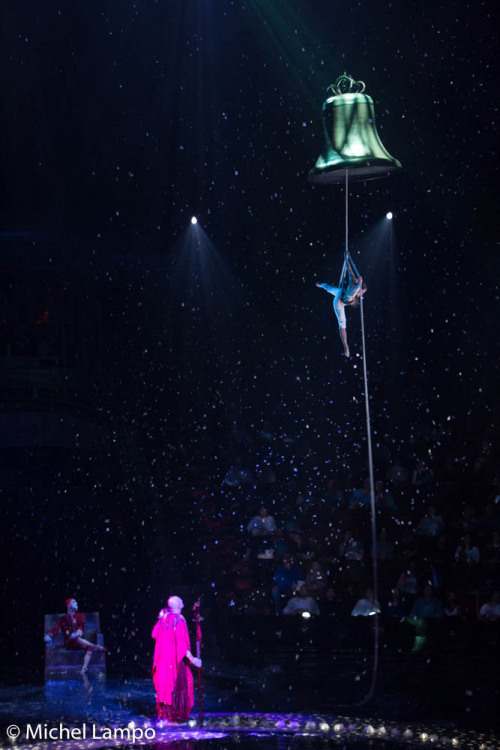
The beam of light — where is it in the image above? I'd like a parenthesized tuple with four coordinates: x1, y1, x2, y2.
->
(166, 221, 235, 340)
(246, 0, 343, 111)
(386, 212, 393, 220)
(191, 216, 198, 225)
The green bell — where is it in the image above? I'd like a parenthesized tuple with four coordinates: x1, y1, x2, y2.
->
(309, 75, 402, 184)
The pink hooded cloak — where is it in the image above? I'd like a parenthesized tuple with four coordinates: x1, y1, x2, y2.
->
(152, 610, 194, 720)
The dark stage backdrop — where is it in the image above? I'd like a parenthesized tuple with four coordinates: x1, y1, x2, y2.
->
(0, 0, 497, 679)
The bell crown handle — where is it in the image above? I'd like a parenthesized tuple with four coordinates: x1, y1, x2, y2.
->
(327, 73, 365, 96)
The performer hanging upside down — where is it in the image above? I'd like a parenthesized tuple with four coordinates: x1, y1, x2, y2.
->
(152, 596, 202, 724)
(44, 598, 106, 674)
(316, 254, 366, 357)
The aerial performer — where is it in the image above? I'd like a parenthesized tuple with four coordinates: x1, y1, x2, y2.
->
(43, 597, 106, 674)
(316, 252, 366, 357)
(152, 595, 202, 724)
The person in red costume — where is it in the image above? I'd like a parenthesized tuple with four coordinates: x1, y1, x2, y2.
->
(44, 598, 106, 674)
(152, 596, 202, 724)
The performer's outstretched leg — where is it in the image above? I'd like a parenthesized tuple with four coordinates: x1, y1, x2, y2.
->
(316, 282, 351, 356)
(76, 639, 106, 674)
(339, 327, 350, 358)
(75, 637, 106, 652)
(81, 649, 92, 674)
(333, 295, 350, 357)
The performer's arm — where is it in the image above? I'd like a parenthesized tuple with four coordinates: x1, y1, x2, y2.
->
(48, 618, 61, 637)
(185, 650, 202, 669)
(152, 609, 168, 639)
(72, 613, 84, 639)
(347, 276, 363, 300)
(45, 616, 62, 641)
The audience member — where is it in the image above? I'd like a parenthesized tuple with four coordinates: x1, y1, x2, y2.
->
(323, 478, 345, 509)
(416, 505, 444, 539)
(407, 585, 443, 651)
(348, 479, 371, 510)
(376, 528, 395, 562)
(476, 504, 500, 536)
(305, 560, 327, 598)
(223, 456, 254, 487)
(320, 587, 338, 616)
(338, 529, 364, 563)
(483, 531, 500, 568)
(412, 460, 434, 488)
(283, 584, 320, 616)
(374, 480, 397, 510)
(478, 591, 500, 622)
(351, 588, 381, 616)
(454, 533, 480, 566)
(337, 529, 365, 595)
(247, 505, 277, 537)
(397, 528, 418, 562)
(270, 528, 289, 559)
(409, 585, 443, 619)
(396, 562, 418, 597)
(456, 504, 478, 534)
(443, 591, 463, 617)
(288, 531, 317, 563)
(255, 464, 277, 486)
(386, 457, 409, 486)
(272, 554, 303, 615)
(383, 589, 406, 618)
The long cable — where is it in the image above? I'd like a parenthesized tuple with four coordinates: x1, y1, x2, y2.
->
(345, 170, 349, 261)
(339, 171, 349, 288)
(334, 169, 379, 707)
(356, 285, 379, 705)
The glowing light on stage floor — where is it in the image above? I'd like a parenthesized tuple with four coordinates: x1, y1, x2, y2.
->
(8, 714, 490, 750)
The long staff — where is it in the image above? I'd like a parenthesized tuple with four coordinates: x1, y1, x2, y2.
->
(192, 598, 204, 725)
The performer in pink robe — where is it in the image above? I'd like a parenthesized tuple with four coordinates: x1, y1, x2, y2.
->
(152, 596, 202, 723)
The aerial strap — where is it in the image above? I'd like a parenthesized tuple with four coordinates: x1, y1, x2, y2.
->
(339, 172, 361, 289)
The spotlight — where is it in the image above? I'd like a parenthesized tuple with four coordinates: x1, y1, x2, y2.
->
(191, 216, 198, 225)
(386, 212, 393, 220)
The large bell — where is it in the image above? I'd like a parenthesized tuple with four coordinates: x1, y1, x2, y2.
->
(309, 75, 401, 184)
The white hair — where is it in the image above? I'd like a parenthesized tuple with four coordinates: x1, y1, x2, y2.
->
(167, 596, 183, 612)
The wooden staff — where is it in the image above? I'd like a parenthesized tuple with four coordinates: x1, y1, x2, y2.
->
(192, 598, 204, 725)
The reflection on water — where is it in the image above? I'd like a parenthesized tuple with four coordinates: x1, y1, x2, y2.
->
(0, 679, 498, 750)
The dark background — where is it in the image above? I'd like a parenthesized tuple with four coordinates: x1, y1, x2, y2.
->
(0, 0, 497, 681)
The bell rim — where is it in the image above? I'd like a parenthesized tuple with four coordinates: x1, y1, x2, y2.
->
(308, 161, 402, 184)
